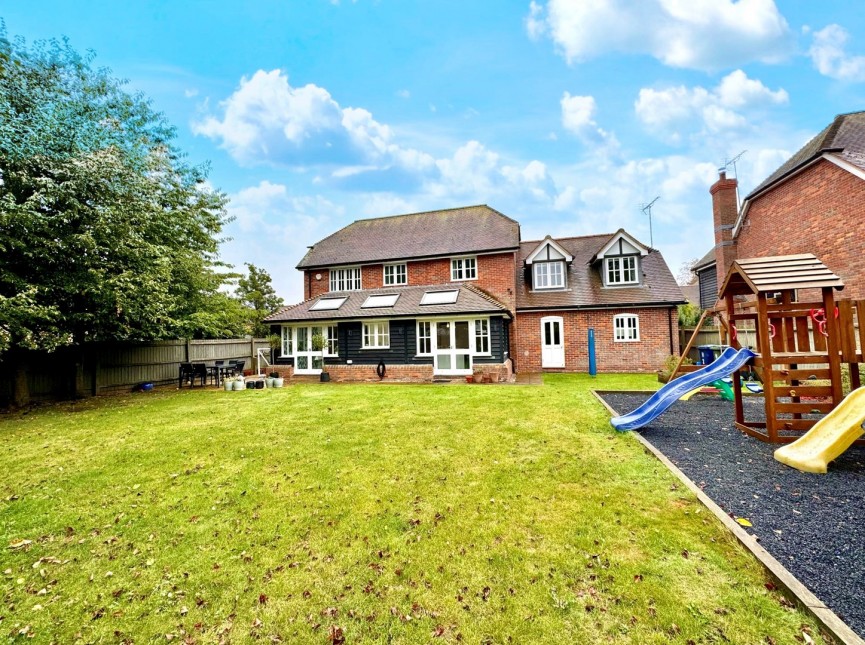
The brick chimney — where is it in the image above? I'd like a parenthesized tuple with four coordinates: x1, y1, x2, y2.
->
(710, 170, 739, 291)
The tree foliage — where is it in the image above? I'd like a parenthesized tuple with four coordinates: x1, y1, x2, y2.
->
(235, 263, 284, 337)
(0, 26, 241, 355)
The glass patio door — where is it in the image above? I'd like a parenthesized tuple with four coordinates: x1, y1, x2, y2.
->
(434, 320, 472, 375)
(293, 326, 323, 374)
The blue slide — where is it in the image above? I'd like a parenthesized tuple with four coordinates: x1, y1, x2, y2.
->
(610, 347, 757, 431)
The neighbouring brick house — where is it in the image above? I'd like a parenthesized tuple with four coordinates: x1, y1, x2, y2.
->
(699, 110, 865, 305)
(265, 205, 684, 381)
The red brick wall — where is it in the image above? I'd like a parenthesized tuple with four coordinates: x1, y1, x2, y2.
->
(737, 159, 865, 300)
(302, 252, 517, 310)
(711, 172, 739, 290)
(513, 308, 678, 373)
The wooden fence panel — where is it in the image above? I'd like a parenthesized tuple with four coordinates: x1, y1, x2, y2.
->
(0, 338, 271, 405)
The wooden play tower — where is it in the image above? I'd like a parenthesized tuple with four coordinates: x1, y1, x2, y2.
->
(717, 254, 865, 443)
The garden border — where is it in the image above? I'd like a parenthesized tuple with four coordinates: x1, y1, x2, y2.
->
(592, 390, 864, 645)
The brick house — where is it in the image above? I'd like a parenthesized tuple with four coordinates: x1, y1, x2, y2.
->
(265, 205, 684, 381)
(699, 110, 865, 305)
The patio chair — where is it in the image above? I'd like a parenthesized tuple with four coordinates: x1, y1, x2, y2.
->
(211, 360, 225, 385)
(181, 362, 207, 388)
(178, 362, 194, 388)
(233, 360, 245, 376)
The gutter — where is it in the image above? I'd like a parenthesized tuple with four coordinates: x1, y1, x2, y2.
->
(296, 246, 522, 271)
(516, 300, 687, 313)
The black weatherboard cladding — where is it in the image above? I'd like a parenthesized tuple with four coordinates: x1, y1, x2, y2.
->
(329, 317, 508, 366)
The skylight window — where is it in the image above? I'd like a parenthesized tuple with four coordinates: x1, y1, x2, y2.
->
(310, 297, 348, 311)
(361, 294, 400, 308)
(420, 290, 459, 305)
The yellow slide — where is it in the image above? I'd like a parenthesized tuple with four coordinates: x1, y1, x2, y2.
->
(774, 387, 865, 473)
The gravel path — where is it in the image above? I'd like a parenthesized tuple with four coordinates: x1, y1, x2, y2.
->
(599, 392, 865, 638)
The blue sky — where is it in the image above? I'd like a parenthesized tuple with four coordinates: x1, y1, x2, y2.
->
(5, 1, 865, 302)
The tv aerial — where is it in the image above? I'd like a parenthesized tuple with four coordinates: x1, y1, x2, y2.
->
(640, 196, 660, 248)
(719, 150, 747, 205)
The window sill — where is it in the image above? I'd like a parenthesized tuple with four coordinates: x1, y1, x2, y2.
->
(360, 346, 390, 350)
(614, 339, 641, 343)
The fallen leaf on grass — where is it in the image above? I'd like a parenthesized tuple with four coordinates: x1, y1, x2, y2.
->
(8, 539, 33, 550)
(327, 625, 345, 644)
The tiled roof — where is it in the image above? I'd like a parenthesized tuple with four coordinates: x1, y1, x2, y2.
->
(694, 248, 715, 270)
(264, 283, 511, 323)
(745, 111, 865, 201)
(516, 233, 685, 310)
(296, 205, 520, 269)
(680, 283, 700, 305)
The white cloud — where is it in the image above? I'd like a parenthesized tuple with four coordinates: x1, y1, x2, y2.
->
(560, 93, 617, 147)
(192, 69, 434, 174)
(527, 0, 792, 71)
(635, 70, 788, 142)
(184, 88, 199, 98)
(809, 24, 865, 82)
(396, 89, 411, 99)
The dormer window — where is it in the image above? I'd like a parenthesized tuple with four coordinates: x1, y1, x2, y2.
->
(605, 256, 638, 285)
(533, 261, 565, 289)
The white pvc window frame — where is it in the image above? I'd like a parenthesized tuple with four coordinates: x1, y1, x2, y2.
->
(362, 320, 390, 349)
(329, 266, 362, 292)
(383, 263, 407, 286)
(533, 261, 565, 289)
(450, 256, 477, 281)
(613, 314, 640, 342)
(605, 256, 638, 286)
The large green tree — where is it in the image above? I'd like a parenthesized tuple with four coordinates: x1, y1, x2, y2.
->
(235, 263, 284, 337)
(0, 28, 241, 403)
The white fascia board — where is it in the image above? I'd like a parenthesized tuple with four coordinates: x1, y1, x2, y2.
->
(595, 230, 649, 258)
(525, 236, 574, 265)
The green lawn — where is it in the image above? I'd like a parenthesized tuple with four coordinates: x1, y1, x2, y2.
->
(0, 375, 827, 643)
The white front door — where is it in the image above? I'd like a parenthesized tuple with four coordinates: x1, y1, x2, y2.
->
(541, 316, 565, 368)
(434, 320, 473, 375)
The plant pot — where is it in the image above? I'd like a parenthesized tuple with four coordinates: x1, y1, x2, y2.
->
(472, 373, 483, 384)
(466, 376, 473, 383)
(255, 380, 265, 390)
(233, 380, 245, 391)
(266, 377, 275, 388)
(246, 381, 255, 390)
(320, 372, 331, 382)
(223, 381, 233, 392)
(274, 378, 284, 388)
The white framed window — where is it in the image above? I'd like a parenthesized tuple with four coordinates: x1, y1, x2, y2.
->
(325, 325, 339, 356)
(281, 326, 293, 356)
(605, 256, 638, 286)
(450, 256, 477, 281)
(383, 263, 407, 286)
(614, 314, 640, 342)
(362, 321, 390, 348)
(329, 267, 362, 292)
(474, 319, 490, 354)
(417, 321, 432, 355)
(533, 261, 565, 289)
